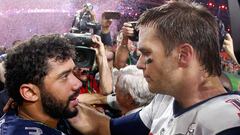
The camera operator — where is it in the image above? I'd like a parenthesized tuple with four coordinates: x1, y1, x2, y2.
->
(65, 33, 113, 95)
(69, 5, 121, 95)
(71, 3, 122, 47)
(71, 3, 99, 34)
(92, 35, 113, 95)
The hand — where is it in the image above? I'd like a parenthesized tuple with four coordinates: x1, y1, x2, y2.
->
(91, 35, 106, 58)
(3, 98, 16, 113)
(223, 33, 239, 64)
(89, 10, 96, 22)
(223, 33, 234, 55)
(122, 22, 135, 38)
(68, 103, 110, 135)
(78, 93, 106, 113)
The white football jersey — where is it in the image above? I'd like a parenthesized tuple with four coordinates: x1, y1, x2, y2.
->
(140, 93, 240, 135)
(140, 94, 174, 135)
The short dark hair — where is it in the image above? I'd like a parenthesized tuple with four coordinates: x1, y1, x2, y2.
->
(5, 34, 75, 104)
(138, 1, 221, 76)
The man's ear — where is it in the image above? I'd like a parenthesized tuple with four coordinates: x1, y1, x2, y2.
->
(177, 43, 194, 67)
(19, 84, 39, 102)
(126, 94, 136, 106)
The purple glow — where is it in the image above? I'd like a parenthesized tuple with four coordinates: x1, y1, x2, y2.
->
(0, 0, 122, 48)
(1, 1, 228, 48)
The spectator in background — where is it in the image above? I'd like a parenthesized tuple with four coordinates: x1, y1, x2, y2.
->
(115, 65, 155, 115)
(71, 7, 115, 95)
(0, 45, 6, 55)
(0, 61, 6, 117)
(71, 3, 114, 47)
(0, 45, 7, 91)
(222, 33, 239, 65)
(100, 12, 114, 46)
(77, 65, 155, 117)
(0, 60, 5, 91)
(79, 33, 113, 95)
(71, 3, 97, 33)
(114, 22, 140, 69)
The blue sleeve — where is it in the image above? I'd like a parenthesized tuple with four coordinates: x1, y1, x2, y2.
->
(217, 127, 240, 135)
(0, 89, 9, 117)
(110, 112, 150, 135)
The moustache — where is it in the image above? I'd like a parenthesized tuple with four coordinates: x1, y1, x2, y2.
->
(68, 90, 80, 101)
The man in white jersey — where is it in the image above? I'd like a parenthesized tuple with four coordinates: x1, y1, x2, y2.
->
(69, 1, 240, 135)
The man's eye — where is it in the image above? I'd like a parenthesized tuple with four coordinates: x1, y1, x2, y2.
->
(141, 51, 150, 56)
(62, 74, 69, 79)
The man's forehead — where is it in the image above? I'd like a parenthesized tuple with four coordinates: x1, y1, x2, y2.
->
(137, 42, 151, 53)
(138, 30, 157, 50)
(139, 26, 159, 39)
(47, 58, 74, 71)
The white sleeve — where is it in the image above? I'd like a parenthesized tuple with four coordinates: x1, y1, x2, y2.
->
(139, 94, 165, 128)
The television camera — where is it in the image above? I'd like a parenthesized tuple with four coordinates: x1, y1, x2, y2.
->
(64, 33, 96, 68)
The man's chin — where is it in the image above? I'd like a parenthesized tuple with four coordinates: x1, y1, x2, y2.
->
(149, 85, 158, 93)
(149, 89, 158, 94)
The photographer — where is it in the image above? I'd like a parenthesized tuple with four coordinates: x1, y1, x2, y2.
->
(115, 22, 140, 69)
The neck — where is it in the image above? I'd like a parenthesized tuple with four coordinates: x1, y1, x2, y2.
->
(18, 103, 59, 128)
(101, 27, 110, 34)
(125, 106, 144, 115)
(121, 104, 139, 115)
(174, 75, 226, 109)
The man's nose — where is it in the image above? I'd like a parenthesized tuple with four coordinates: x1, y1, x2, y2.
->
(71, 72, 83, 91)
(136, 56, 146, 70)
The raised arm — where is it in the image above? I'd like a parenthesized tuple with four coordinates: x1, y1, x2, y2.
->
(223, 33, 239, 65)
(92, 35, 113, 95)
(69, 103, 149, 135)
(114, 23, 134, 69)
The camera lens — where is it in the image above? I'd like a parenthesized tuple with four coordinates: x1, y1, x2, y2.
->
(74, 46, 96, 68)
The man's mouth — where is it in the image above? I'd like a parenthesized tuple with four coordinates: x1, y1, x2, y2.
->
(144, 75, 151, 82)
(69, 97, 79, 107)
(69, 92, 80, 106)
